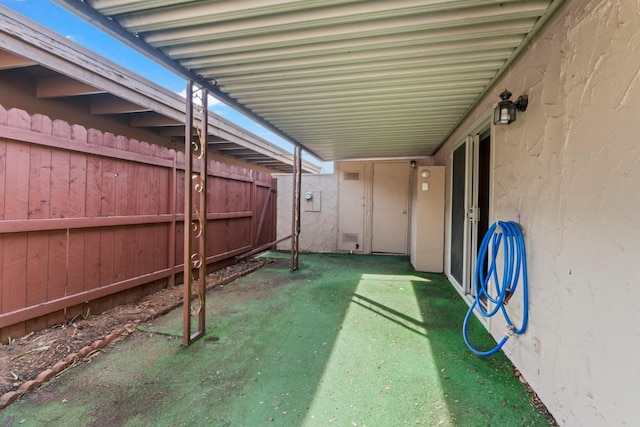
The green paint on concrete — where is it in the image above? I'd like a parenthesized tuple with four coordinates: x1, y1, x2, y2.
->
(0, 254, 553, 426)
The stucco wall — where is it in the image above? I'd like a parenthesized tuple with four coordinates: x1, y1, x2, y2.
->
(434, 0, 640, 425)
(275, 173, 338, 253)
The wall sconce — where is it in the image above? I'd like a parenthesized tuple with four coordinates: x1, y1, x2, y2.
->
(410, 160, 417, 169)
(493, 89, 528, 125)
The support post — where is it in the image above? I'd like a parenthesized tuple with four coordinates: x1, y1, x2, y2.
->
(291, 144, 302, 271)
(182, 81, 208, 346)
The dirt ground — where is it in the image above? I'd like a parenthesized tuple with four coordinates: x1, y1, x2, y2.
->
(0, 258, 266, 399)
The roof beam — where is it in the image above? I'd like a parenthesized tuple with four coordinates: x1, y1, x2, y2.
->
(36, 75, 106, 98)
(90, 94, 151, 114)
(0, 49, 36, 69)
(215, 143, 255, 153)
(207, 143, 245, 150)
(129, 112, 182, 127)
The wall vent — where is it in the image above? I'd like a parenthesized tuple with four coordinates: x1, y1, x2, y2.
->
(342, 233, 359, 243)
(343, 172, 360, 181)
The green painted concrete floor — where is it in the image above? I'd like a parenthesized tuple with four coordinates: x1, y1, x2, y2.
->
(0, 253, 553, 427)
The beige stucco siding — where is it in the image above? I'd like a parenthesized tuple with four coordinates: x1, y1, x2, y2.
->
(434, 0, 640, 425)
(275, 174, 338, 253)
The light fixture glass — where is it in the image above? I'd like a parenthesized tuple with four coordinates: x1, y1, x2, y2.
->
(493, 89, 528, 125)
(421, 169, 430, 179)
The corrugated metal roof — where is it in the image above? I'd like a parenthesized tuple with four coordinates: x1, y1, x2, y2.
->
(55, 0, 563, 161)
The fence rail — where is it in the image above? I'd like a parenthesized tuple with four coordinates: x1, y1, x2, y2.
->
(0, 106, 277, 341)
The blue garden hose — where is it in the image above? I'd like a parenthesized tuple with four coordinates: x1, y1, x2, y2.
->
(463, 221, 529, 356)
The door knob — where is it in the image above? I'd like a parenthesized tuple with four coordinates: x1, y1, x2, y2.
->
(401, 210, 407, 214)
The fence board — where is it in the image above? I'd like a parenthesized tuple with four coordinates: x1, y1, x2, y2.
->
(5, 141, 30, 220)
(85, 155, 102, 217)
(0, 235, 3, 310)
(50, 150, 70, 218)
(26, 145, 52, 322)
(48, 149, 70, 322)
(84, 152, 102, 296)
(0, 133, 5, 311)
(0, 138, 6, 220)
(69, 152, 87, 218)
(64, 147, 87, 318)
(67, 229, 85, 297)
(114, 158, 129, 284)
(100, 135, 116, 294)
(99, 225, 115, 287)
(2, 236, 28, 313)
(26, 231, 49, 306)
(47, 230, 67, 301)
(83, 230, 101, 293)
(131, 146, 145, 279)
(28, 145, 51, 219)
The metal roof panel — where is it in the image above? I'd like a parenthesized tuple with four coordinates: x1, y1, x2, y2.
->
(57, 0, 564, 161)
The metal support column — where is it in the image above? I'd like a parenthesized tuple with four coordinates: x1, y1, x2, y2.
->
(291, 144, 302, 271)
(183, 80, 208, 346)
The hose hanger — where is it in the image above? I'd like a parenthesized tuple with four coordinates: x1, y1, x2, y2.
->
(463, 221, 529, 356)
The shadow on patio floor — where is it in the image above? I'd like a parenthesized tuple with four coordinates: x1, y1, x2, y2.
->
(0, 253, 554, 426)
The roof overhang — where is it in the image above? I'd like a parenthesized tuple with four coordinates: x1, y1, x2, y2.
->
(0, 5, 320, 174)
(52, 0, 565, 162)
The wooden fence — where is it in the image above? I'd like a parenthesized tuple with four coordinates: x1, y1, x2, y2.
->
(0, 106, 277, 342)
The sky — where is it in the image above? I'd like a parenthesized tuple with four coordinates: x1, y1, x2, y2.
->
(0, 0, 332, 172)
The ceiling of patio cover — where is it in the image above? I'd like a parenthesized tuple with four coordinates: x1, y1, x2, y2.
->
(55, 0, 562, 161)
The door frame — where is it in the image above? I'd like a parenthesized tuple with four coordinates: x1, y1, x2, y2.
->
(446, 115, 493, 304)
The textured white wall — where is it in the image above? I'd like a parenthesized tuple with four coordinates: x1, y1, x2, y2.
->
(275, 173, 338, 253)
(434, 1, 640, 425)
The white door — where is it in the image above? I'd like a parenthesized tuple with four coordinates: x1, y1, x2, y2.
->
(372, 162, 410, 254)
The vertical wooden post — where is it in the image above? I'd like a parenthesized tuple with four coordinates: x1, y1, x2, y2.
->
(291, 144, 302, 271)
(182, 81, 208, 345)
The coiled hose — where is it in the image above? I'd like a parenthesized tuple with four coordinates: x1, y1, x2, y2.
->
(463, 221, 529, 356)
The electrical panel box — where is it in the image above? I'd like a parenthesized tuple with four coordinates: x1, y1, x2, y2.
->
(410, 166, 445, 272)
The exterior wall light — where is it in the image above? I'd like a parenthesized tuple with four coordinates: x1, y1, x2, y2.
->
(493, 89, 528, 125)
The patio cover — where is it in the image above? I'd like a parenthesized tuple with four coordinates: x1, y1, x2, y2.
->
(54, 0, 564, 161)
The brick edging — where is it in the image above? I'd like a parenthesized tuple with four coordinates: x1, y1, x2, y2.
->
(0, 322, 139, 410)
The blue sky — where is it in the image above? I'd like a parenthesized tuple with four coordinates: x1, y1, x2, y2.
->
(0, 0, 331, 172)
